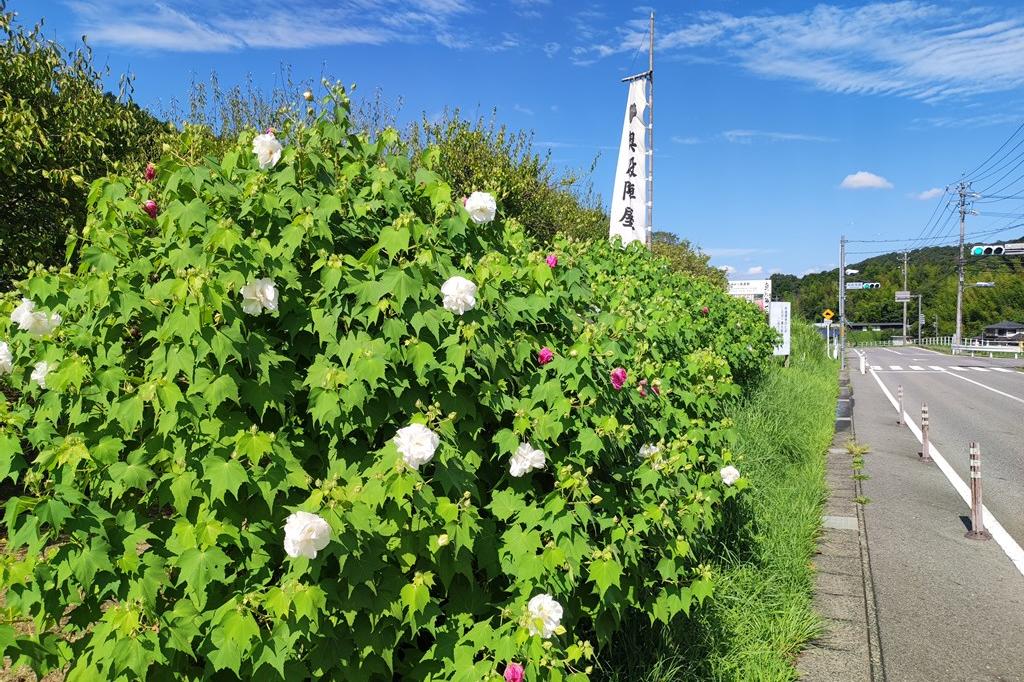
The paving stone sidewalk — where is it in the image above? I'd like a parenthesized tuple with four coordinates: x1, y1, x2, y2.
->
(797, 370, 884, 681)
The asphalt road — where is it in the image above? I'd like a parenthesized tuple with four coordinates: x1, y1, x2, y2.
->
(850, 346, 1024, 681)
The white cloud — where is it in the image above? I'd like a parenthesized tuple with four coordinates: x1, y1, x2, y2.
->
(513, 104, 535, 116)
(747, 265, 765, 275)
(913, 187, 945, 200)
(544, 42, 561, 57)
(720, 265, 737, 274)
(573, 3, 1024, 102)
(722, 129, 836, 144)
(841, 171, 893, 190)
(671, 135, 702, 145)
(66, 0, 476, 52)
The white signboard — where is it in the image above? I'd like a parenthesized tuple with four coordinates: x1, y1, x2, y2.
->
(769, 302, 791, 356)
(845, 282, 864, 290)
(728, 279, 772, 311)
(895, 290, 911, 302)
(609, 79, 649, 246)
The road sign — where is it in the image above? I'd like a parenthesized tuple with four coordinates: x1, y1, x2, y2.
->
(846, 282, 880, 290)
(919, 314, 926, 326)
(822, 309, 834, 320)
(895, 290, 912, 302)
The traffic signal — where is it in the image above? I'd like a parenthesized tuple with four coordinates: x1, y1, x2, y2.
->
(971, 242, 1024, 256)
(862, 282, 881, 289)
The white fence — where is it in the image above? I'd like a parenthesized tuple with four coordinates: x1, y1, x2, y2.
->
(850, 336, 1021, 358)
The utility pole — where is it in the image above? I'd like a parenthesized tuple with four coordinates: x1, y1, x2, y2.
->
(954, 181, 976, 345)
(839, 235, 846, 369)
(917, 293, 922, 344)
(934, 314, 938, 337)
(901, 251, 909, 342)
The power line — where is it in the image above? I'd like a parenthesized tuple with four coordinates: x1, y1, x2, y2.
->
(964, 121, 1024, 181)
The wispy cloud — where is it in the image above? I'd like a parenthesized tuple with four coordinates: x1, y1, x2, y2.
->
(747, 265, 765, 275)
(65, 0, 476, 52)
(573, 3, 1024, 102)
(720, 265, 737, 274)
(841, 171, 893, 190)
(912, 187, 945, 200)
(723, 129, 836, 144)
(543, 41, 561, 58)
(513, 103, 535, 116)
(671, 135, 702, 145)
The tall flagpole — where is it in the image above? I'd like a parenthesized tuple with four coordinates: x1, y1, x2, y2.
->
(646, 11, 654, 250)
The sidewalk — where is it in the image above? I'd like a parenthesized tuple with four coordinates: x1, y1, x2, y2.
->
(799, 364, 1024, 681)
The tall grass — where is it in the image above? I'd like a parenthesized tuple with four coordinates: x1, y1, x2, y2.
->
(599, 323, 838, 680)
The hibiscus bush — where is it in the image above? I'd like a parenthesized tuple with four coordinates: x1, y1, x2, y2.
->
(0, 86, 772, 681)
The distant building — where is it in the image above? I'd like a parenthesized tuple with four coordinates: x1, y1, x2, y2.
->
(981, 321, 1024, 343)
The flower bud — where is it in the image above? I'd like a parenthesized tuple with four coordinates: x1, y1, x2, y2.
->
(303, 90, 313, 101)
(436, 534, 450, 547)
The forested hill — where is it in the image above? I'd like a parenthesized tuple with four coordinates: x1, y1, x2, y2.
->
(771, 236, 1024, 337)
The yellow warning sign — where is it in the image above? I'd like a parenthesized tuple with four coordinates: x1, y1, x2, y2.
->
(822, 309, 835, 320)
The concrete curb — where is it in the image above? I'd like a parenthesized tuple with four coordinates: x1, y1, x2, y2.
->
(797, 369, 885, 681)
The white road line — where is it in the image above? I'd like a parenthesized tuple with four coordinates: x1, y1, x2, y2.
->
(928, 365, 944, 371)
(951, 366, 968, 372)
(915, 347, 947, 356)
(882, 348, 904, 355)
(993, 367, 1013, 373)
(910, 365, 924, 370)
(938, 368, 1024, 405)
(869, 368, 1024, 577)
(889, 365, 903, 370)
(970, 366, 990, 372)
(871, 365, 882, 370)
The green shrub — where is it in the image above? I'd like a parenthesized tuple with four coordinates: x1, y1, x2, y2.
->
(0, 87, 770, 680)
(0, 6, 167, 285)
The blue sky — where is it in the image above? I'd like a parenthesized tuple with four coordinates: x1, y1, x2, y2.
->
(16, 1, 1024, 276)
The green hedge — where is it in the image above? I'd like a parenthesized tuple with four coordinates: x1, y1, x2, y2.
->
(0, 87, 772, 681)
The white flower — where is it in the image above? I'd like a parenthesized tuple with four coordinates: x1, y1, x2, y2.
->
(283, 511, 331, 559)
(465, 191, 497, 224)
(30, 361, 50, 389)
(440, 276, 477, 315)
(11, 298, 60, 337)
(509, 441, 546, 477)
(252, 132, 283, 170)
(527, 593, 563, 638)
(638, 443, 660, 459)
(0, 342, 12, 375)
(393, 423, 440, 469)
(240, 278, 279, 315)
(720, 465, 740, 486)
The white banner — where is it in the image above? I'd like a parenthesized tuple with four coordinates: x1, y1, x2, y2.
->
(609, 79, 648, 246)
(769, 302, 791, 356)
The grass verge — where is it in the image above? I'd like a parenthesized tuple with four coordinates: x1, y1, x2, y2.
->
(598, 322, 838, 681)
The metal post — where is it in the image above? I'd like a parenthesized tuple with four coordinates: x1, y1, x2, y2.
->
(897, 384, 903, 425)
(839, 235, 846, 370)
(901, 251, 908, 343)
(966, 442, 991, 540)
(859, 354, 865, 375)
(645, 11, 654, 250)
(919, 403, 932, 462)
(917, 294, 922, 345)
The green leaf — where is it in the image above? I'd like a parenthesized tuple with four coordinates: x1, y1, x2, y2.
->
(176, 547, 230, 598)
(204, 456, 248, 503)
(589, 558, 622, 598)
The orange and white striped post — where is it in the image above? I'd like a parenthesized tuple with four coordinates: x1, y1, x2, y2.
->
(965, 442, 991, 540)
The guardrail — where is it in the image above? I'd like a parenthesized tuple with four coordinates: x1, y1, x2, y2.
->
(952, 343, 1022, 358)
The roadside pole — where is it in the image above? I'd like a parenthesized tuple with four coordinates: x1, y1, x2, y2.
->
(966, 442, 991, 540)
(839, 235, 846, 370)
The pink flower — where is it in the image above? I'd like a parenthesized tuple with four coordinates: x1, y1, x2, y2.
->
(638, 378, 648, 397)
(546, 253, 558, 268)
(461, 196, 468, 206)
(652, 382, 661, 396)
(143, 200, 158, 219)
(610, 367, 627, 391)
(701, 306, 709, 316)
(266, 127, 276, 135)
(538, 347, 554, 365)
(144, 162, 156, 181)
(504, 662, 525, 682)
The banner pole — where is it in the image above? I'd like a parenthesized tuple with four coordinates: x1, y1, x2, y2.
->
(646, 11, 654, 250)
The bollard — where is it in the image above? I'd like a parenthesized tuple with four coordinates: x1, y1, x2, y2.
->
(859, 354, 865, 375)
(918, 403, 932, 462)
(966, 442, 991, 540)
(897, 384, 903, 425)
